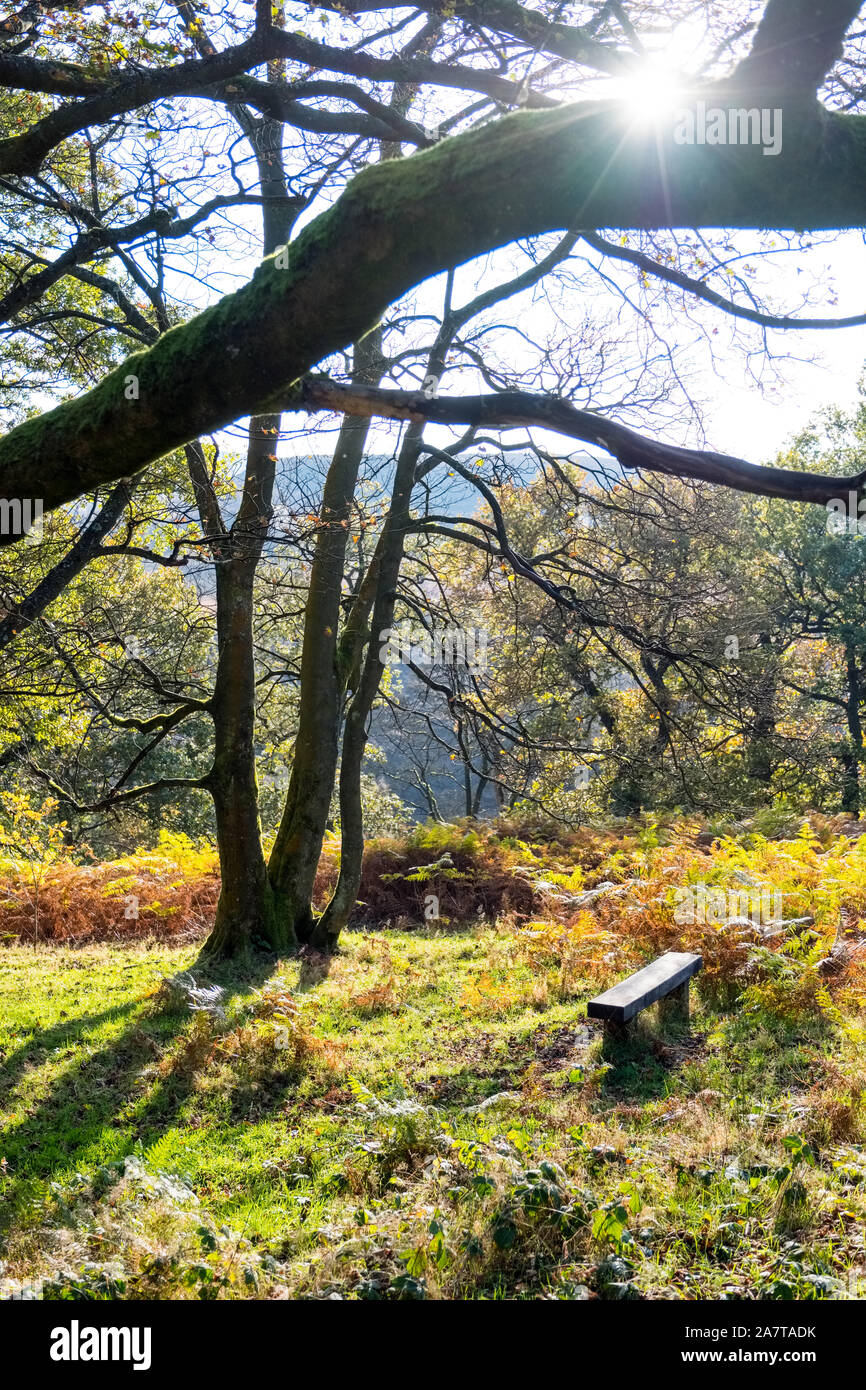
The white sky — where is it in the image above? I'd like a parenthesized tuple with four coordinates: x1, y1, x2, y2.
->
(284, 21, 866, 473)
(136, 5, 866, 479)
(692, 232, 866, 461)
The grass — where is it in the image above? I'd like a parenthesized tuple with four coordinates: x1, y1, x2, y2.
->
(1, 818, 866, 1300)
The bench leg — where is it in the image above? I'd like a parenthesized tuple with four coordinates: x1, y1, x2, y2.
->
(602, 1018, 632, 1055)
(658, 980, 689, 1030)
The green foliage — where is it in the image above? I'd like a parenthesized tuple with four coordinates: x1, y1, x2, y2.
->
(0, 792, 68, 939)
(3, 818, 866, 1301)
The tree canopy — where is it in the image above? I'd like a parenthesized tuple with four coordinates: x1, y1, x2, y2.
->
(3, 0, 866, 519)
(4, 0, 866, 957)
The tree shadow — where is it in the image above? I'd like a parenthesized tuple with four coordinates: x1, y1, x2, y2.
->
(0, 947, 288, 1234)
(0, 999, 139, 1099)
(296, 946, 334, 992)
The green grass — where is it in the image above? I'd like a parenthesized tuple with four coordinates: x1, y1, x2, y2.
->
(1, 920, 865, 1300)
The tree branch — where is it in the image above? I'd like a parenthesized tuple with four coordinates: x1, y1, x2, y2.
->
(2, 93, 865, 526)
(297, 377, 866, 507)
(581, 230, 866, 331)
(0, 481, 132, 650)
(733, 0, 863, 94)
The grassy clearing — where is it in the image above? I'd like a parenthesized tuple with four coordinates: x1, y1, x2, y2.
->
(1, 819, 866, 1300)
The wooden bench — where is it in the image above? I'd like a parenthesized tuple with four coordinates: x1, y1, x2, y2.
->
(587, 951, 702, 1049)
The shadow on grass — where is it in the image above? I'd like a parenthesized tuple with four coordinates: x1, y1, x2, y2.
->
(0, 947, 293, 1234)
(596, 1012, 699, 1101)
(0, 999, 140, 1100)
(297, 946, 334, 992)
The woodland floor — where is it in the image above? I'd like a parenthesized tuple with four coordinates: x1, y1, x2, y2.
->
(1, 817, 866, 1300)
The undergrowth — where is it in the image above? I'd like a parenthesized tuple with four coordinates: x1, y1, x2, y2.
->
(1, 815, 866, 1300)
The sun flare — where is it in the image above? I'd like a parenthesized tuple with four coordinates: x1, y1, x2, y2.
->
(613, 60, 686, 124)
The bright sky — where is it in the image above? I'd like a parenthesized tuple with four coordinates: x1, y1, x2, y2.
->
(145, 5, 866, 480)
(685, 232, 866, 463)
(574, 14, 866, 466)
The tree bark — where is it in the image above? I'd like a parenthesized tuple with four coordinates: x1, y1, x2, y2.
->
(204, 535, 280, 956)
(746, 636, 777, 792)
(267, 329, 384, 941)
(842, 647, 863, 816)
(5, 90, 866, 521)
(203, 69, 301, 957)
(311, 423, 423, 948)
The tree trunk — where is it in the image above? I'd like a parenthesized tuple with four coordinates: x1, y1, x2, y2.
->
(569, 657, 637, 814)
(463, 760, 473, 818)
(471, 758, 490, 817)
(842, 648, 862, 816)
(203, 543, 281, 956)
(267, 331, 384, 940)
(311, 424, 422, 948)
(746, 635, 777, 793)
(202, 88, 299, 957)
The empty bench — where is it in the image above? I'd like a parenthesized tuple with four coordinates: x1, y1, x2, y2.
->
(587, 951, 702, 1049)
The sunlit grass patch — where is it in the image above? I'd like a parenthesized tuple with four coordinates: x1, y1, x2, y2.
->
(2, 819, 866, 1298)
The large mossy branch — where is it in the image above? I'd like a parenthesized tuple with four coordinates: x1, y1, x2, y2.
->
(3, 95, 866, 527)
(733, 0, 864, 94)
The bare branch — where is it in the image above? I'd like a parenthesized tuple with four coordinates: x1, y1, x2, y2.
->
(298, 376, 866, 506)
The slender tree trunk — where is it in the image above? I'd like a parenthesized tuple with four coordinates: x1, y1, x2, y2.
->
(842, 648, 862, 816)
(276, 105, 425, 936)
(421, 776, 444, 822)
(471, 758, 490, 817)
(311, 295, 473, 947)
(463, 761, 473, 818)
(746, 634, 777, 793)
(569, 656, 637, 814)
(204, 538, 280, 956)
(642, 654, 673, 757)
(267, 331, 383, 940)
(311, 424, 422, 948)
(203, 74, 300, 957)
(289, 239, 568, 947)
